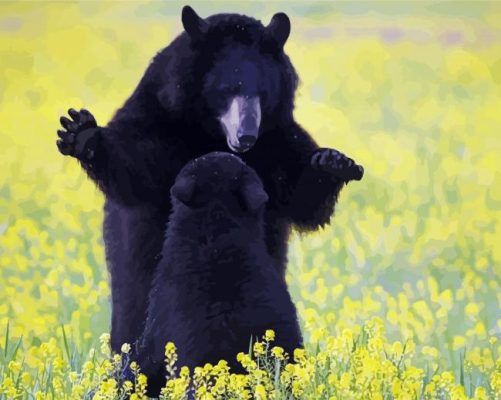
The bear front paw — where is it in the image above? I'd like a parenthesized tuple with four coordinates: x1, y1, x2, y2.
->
(56, 108, 99, 161)
(311, 148, 364, 182)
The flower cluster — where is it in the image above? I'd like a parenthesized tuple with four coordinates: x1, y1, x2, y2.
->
(1, 326, 499, 399)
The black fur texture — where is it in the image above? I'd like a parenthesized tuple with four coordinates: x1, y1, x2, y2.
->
(135, 152, 303, 396)
(56, 6, 364, 353)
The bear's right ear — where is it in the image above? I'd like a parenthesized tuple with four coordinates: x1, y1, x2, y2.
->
(182, 6, 209, 40)
(171, 175, 196, 206)
(240, 171, 269, 213)
(265, 12, 291, 49)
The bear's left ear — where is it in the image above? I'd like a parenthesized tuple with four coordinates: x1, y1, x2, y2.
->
(240, 172, 269, 213)
(171, 175, 196, 206)
(265, 12, 291, 49)
(182, 5, 209, 40)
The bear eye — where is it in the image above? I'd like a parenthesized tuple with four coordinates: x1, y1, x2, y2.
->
(218, 86, 238, 96)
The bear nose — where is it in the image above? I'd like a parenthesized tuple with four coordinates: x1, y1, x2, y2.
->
(237, 134, 256, 148)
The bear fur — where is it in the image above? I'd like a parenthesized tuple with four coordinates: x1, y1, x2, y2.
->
(56, 6, 364, 352)
(135, 152, 303, 396)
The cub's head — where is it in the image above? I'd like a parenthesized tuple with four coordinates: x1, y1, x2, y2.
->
(171, 152, 268, 217)
(156, 6, 297, 153)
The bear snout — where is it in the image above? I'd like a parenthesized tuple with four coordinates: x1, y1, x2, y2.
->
(236, 134, 256, 149)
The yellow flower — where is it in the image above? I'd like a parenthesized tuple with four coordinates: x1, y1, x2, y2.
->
(390, 341, 403, 358)
(490, 370, 501, 395)
(293, 348, 306, 363)
(137, 373, 148, 386)
(465, 302, 480, 318)
(8, 360, 21, 375)
(453, 336, 466, 350)
(99, 333, 110, 344)
(100, 378, 117, 395)
(21, 372, 32, 387)
(292, 380, 304, 397)
(82, 360, 94, 375)
(473, 386, 487, 400)
(123, 380, 133, 393)
(264, 330, 275, 342)
(165, 342, 177, 357)
(271, 346, 285, 360)
(254, 384, 267, 400)
(0, 377, 18, 398)
(237, 352, 257, 371)
(100, 333, 111, 355)
(253, 341, 265, 356)
(422, 345, 439, 358)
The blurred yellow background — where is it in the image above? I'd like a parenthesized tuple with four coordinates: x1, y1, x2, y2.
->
(1, 0, 500, 395)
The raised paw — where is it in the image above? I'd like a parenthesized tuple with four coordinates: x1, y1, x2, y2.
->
(311, 148, 364, 182)
(56, 108, 99, 160)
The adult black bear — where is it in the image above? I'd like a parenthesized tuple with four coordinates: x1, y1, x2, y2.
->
(56, 6, 364, 352)
(136, 152, 303, 396)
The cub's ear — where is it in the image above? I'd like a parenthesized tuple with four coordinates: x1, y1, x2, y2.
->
(265, 12, 290, 49)
(240, 172, 269, 213)
(182, 5, 209, 40)
(171, 175, 196, 206)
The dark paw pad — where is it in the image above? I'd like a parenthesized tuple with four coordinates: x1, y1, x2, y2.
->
(56, 108, 98, 160)
(311, 148, 364, 181)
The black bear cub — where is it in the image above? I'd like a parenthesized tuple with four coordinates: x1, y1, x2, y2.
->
(135, 152, 303, 396)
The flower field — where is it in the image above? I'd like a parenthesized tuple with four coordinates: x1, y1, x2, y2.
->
(0, 1, 500, 399)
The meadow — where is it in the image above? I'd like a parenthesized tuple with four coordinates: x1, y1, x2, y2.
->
(0, 1, 500, 399)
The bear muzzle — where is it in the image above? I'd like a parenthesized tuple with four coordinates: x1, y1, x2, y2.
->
(219, 95, 261, 153)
